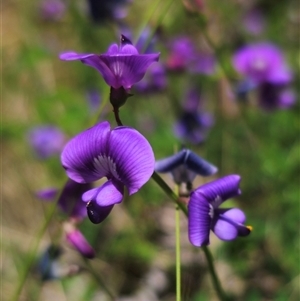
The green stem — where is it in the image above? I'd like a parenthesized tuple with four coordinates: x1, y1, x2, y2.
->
(151, 172, 187, 215)
(175, 205, 181, 301)
(83, 259, 115, 301)
(10, 202, 57, 301)
(151, 171, 229, 301)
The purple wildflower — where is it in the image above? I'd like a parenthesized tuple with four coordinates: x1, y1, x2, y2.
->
(64, 222, 95, 259)
(242, 9, 265, 36)
(135, 63, 167, 94)
(188, 175, 252, 247)
(155, 149, 217, 189)
(36, 188, 58, 201)
(36, 180, 92, 220)
(28, 125, 65, 159)
(232, 43, 292, 85)
(258, 82, 296, 111)
(61, 121, 155, 224)
(87, 0, 131, 23)
(39, 0, 66, 21)
(166, 37, 196, 71)
(60, 35, 159, 91)
(86, 89, 102, 113)
(174, 89, 214, 144)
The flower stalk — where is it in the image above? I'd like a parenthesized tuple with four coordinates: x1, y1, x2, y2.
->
(151, 171, 229, 301)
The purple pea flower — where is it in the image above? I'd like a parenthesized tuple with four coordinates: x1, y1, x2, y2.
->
(60, 35, 159, 91)
(232, 43, 292, 85)
(155, 149, 217, 189)
(28, 125, 65, 159)
(61, 121, 155, 224)
(188, 175, 252, 247)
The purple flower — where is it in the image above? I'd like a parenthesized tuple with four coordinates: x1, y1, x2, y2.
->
(64, 222, 95, 259)
(242, 9, 265, 36)
(174, 89, 214, 144)
(87, 0, 131, 23)
(61, 121, 155, 224)
(233, 43, 292, 85)
(28, 125, 65, 159)
(36, 180, 92, 220)
(188, 175, 252, 247)
(258, 83, 296, 111)
(135, 63, 167, 94)
(155, 149, 217, 187)
(39, 0, 66, 21)
(36, 188, 58, 201)
(190, 52, 216, 75)
(166, 37, 196, 71)
(60, 35, 160, 91)
(86, 89, 102, 113)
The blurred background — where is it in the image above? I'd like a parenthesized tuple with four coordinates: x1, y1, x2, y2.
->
(2, 0, 300, 300)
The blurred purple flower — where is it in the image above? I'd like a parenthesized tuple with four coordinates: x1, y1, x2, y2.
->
(64, 223, 95, 259)
(28, 125, 65, 159)
(39, 0, 66, 21)
(166, 37, 196, 71)
(60, 35, 159, 91)
(87, 0, 131, 23)
(188, 175, 252, 247)
(174, 89, 214, 144)
(190, 52, 216, 75)
(233, 43, 292, 85)
(135, 63, 167, 94)
(36, 188, 58, 201)
(242, 9, 265, 36)
(155, 149, 217, 188)
(61, 121, 155, 224)
(258, 83, 296, 111)
(86, 89, 101, 112)
(36, 180, 92, 220)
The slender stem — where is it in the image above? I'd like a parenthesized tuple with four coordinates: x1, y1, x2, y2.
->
(151, 172, 187, 216)
(151, 171, 229, 301)
(10, 203, 57, 301)
(83, 259, 115, 301)
(175, 205, 181, 301)
(113, 107, 123, 126)
(202, 246, 230, 300)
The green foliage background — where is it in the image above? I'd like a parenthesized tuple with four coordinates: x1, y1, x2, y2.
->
(2, 0, 299, 300)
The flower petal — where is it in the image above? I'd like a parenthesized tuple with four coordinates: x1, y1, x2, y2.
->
(86, 200, 114, 224)
(58, 179, 91, 219)
(95, 180, 124, 206)
(188, 193, 211, 247)
(61, 121, 111, 183)
(194, 175, 241, 207)
(212, 208, 251, 241)
(66, 229, 95, 259)
(108, 126, 155, 195)
(185, 150, 218, 176)
(155, 150, 186, 172)
(59, 52, 95, 61)
(98, 53, 160, 89)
